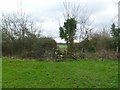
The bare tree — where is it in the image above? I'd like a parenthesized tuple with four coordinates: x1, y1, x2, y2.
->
(77, 12, 94, 42)
(59, 0, 94, 55)
(61, 0, 94, 41)
(1, 1, 41, 55)
(62, 0, 80, 20)
(1, 10, 41, 41)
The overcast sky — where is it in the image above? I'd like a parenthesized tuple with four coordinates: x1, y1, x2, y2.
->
(0, 0, 119, 42)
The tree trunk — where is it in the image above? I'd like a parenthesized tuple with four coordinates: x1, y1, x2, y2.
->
(66, 41, 69, 55)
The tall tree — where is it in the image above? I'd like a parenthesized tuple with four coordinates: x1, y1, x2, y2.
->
(59, 0, 94, 54)
(59, 18, 77, 54)
(111, 24, 120, 60)
(62, 0, 94, 41)
(111, 23, 120, 53)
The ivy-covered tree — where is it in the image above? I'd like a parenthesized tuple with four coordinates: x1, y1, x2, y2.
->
(59, 18, 77, 54)
(111, 23, 120, 53)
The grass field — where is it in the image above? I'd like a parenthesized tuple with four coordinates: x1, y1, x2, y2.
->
(0, 58, 2, 89)
(2, 57, 118, 88)
(58, 44, 67, 52)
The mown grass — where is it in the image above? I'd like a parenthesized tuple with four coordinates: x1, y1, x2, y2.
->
(0, 58, 2, 89)
(2, 57, 118, 88)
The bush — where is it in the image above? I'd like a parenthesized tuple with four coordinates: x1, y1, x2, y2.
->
(21, 37, 57, 59)
(87, 45, 96, 53)
(75, 33, 114, 53)
(2, 36, 57, 59)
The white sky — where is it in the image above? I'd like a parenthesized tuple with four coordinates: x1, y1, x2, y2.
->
(0, 0, 119, 43)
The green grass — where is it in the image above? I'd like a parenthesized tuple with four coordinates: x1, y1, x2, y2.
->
(58, 44, 67, 52)
(2, 57, 118, 88)
(0, 58, 2, 89)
